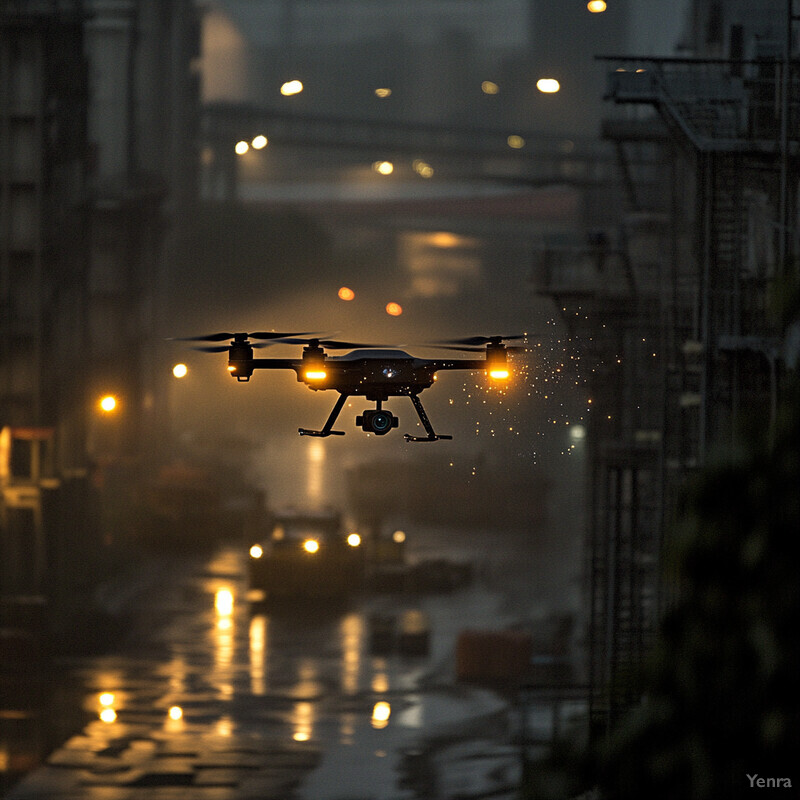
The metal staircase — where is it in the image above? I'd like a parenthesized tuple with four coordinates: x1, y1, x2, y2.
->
(585, 51, 799, 739)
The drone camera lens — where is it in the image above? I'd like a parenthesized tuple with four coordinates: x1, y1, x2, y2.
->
(358, 409, 398, 435)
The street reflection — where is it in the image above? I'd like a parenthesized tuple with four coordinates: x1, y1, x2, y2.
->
(371, 668, 389, 694)
(215, 714, 233, 737)
(339, 612, 363, 695)
(292, 701, 314, 742)
(212, 585, 236, 700)
(371, 701, 391, 729)
(165, 654, 188, 696)
(294, 658, 320, 697)
(306, 438, 326, 505)
(164, 705, 184, 733)
(249, 613, 268, 695)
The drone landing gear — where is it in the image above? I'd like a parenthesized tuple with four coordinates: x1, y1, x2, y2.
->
(299, 393, 348, 437)
(404, 394, 452, 442)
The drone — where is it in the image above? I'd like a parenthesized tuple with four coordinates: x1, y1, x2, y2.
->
(176, 331, 522, 441)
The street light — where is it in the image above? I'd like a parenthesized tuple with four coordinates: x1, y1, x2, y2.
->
(280, 79, 303, 96)
(536, 78, 561, 93)
(172, 363, 188, 379)
(373, 160, 394, 175)
(99, 394, 118, 413)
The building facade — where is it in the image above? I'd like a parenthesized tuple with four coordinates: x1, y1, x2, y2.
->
(532, 0, 799, 736)
(1, 0, 200, 608)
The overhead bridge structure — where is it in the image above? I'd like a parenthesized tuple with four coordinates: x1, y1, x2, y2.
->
(200, 101, 613, 200)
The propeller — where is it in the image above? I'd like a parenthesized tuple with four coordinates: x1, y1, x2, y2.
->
(423, 334, 528, 353)
(275, 337, 389, 350)
(435, 334, 527, 347)
(170, 330, 320, 343)
(190, 341, 281, 353)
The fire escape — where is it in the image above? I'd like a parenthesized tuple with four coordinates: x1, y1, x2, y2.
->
(532, 46, 799, 738)
(588, 51, 799, 735)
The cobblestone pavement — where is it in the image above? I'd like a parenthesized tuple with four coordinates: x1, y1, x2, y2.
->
(4, 525, 566, 800)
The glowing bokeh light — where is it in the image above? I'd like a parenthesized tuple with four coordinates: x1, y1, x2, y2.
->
(234, 140, 249, 155)
(385, 302, 403, 316)
(536, 78, 561, 93)
(338, 286, 355, 301)
(374, 87, 392, 98)
(251, 134, 268, 149)
(429, 231, 460, 248)
(507, 134, 525, 149)
(168, 706, 183, 721)
(249, 544, 263, 559)
(172, 363, 188, 378)
(347, 533, 361, 547)
(412, 159, 434, 178)
(373, 160, 394, 175)
(280, 79, 303, 96)
(570, 423, 587, 440)
(303, 539, 320, 554)
(587, 0, 607, 11)
(481, 80, 499, 94)
(371, 701, 391, 729)
(215, 588, 234, 616)
(99, 708, 117, 723)
(99, 395, 117, 413)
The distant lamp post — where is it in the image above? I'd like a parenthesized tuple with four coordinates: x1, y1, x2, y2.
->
(172, 363, 188, 379)
(251, 135, 268, 149)
(373, 160, 394, 175)
(99, 394, 118, 413)
(235, 140, 249, 155)
(536, 78, 561, 93)
(413, 159, 434, 178)
(280, 79, 303, 96)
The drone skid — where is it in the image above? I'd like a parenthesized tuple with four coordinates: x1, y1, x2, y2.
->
(404, 394, 452, 441)
(298, 392, 451, 441)
(298, 393, 348, 437)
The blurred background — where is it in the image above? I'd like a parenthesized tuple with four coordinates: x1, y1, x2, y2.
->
(1, 2, 798, 792)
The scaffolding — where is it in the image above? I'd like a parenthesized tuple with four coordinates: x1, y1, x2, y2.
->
(596, 52, 797, 734)
(534, 49, 799, 736)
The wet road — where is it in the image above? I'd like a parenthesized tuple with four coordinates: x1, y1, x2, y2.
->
(2, 522, 583, 799)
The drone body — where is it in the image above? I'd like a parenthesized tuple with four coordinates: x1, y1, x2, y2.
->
(181, 333, 518, 441)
